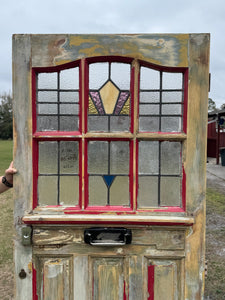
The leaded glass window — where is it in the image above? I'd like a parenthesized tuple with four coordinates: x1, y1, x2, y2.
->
(33, 58, 187, 211)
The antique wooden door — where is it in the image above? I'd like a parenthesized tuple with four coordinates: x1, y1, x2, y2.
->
(13, 34, 210, 299)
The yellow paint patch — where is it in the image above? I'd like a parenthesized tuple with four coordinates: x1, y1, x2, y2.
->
(100, 81, 119, 114)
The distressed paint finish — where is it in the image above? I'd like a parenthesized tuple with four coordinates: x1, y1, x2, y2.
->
(185, 34, 210, 299)
(12, 34, 33, 300)
(31, 34, 189, 68)
(34, 257, 72, 300)
(13, 34, 210, 299)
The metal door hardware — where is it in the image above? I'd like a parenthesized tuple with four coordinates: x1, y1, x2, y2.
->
(21, 226, 32, 246)
(84, 227, 132, 246)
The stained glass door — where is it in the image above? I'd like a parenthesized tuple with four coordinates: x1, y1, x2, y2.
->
(13, 34, 209, 300)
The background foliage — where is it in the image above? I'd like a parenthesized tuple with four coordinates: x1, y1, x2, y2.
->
(0, 93, 13, 139)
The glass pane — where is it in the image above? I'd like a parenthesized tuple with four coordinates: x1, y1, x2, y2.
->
(139, 141, 159, 175)
(110, 142, 129, 174)
(60, 67, 79, 89)
(38, 176, 57, 206)
(60, 104, 79, 115)
(38, 72, 57, 89)
(139, 104, 159, 115)
(140, 91, 160, 103)
(39, 142, 58, 174)
(162, 72, 183, 89)
(60, 116, 79, 131)
(88, 141, 108, 174)
(37, 116, 58, 131)
(161, 117, 181, 132)
(111, 63, 130, 89)
(88, 116, 108, 131)
(162, 91, 182, 103)
(160, 177, 181, 206)
(110, 176, 129, 206)
(110, 116, 130, 132)
(89, 176, 107, 206)
(139, 117, 160, 132)
(60, 141, 79, 174)
(60, 176, 79, 205)
(161, 142, 181, 175)
(138, 176, 158, 207)
(60, 91, 79, 103)
(89, 63, 108, 89)
(140, 67, 160, 90)
(38, 104, 58, 115)
(162, 104, 182, 115)
(38, 91, 58, 102)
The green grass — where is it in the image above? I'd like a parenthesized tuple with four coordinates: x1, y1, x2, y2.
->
(0, 140, 14, 266)
(0, 140, 13, 174)
(206, 187, 225, 214)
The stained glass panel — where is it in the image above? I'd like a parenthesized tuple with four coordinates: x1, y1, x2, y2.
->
(88, 62, 131, 132)
(88, 140, 130, 206)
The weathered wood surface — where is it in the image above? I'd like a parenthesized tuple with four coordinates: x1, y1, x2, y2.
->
(30, 34, 189, 68)
(32, 226, 185, 250)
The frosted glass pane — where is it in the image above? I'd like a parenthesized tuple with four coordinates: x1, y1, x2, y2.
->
(38, 73, 57, 89)
(162, 91, 182, 103)
(140, 104, 159, 115)
(88, 141, 108, 174)
(138, 176, 158, 207)
(60, 176, 79, 205)
(110, 176, 129, 206)
(60, 141, 79, 174)
(60, 104, 79, 115)
(140, 67, 160, 89)
(140, 92, 160, 103)
(60, 67, 79, 89)
(111, 63, 130, 89)
(38, 104, 57, 114)
(39, 142, 58, 174)
(161, 142, 181, 175)
(37, 116, 58, 131)
(89, 176, 107, 206)
(161, 117, 181, 132)
(139, 141, 159, 174)
(139, 117, 159, 132)
(89, 63, 108, 89)
(160, 177, 181, 206)
(38, 176, 57, 206)
(88, 116, 108, 131)
(60, 91, 79, 103)
(60, 116, 79, 131)
(162, 72, 183, 89)
(110, 116, 130, 132)
(38, 91, 58, 102)
(162, 104, 181, 115)
(110, 142, 129, 174)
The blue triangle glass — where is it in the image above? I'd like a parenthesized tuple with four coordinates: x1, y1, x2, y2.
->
(103, 175, 115, 188)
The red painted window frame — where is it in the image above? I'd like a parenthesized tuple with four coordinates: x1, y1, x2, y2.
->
(32, 56, 188, 213)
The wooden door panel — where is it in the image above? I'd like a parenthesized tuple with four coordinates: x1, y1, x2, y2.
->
(146, 259, 183, 300)
(35, 256, 73, 300)
(91, 257, 126, 300)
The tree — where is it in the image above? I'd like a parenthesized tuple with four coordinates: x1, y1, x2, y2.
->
(0, 93, 13, 139)
(208, 98, 217, 111)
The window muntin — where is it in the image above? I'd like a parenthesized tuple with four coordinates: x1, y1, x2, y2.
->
(138, 141, 182, 208)
(139, 66, 184, 132)
(36, 67, 80, 132)
(33, 58, 187, 211)
(38, 141, 79, 206)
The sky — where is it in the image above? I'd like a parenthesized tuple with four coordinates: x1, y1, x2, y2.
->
(1, 0, 225, 108)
